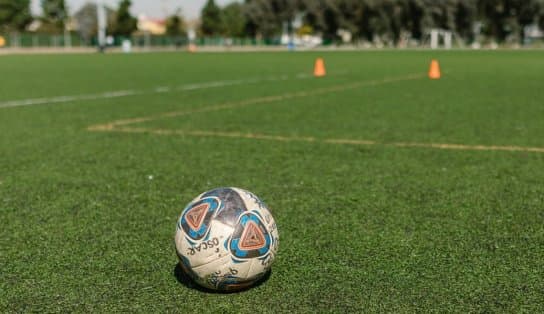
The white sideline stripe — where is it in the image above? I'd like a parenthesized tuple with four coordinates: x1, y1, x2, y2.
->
(0, 90, 139, 108)
(0, 73, 323, 109)
(154, 86, 171, 93)
(178, 79, 249, 91)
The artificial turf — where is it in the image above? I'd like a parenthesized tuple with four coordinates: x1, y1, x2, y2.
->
(1, 50, 543, 312)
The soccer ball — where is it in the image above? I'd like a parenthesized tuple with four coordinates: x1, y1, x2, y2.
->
(175, 187, 279, 291)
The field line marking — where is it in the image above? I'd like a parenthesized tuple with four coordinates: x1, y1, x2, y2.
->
(113, 127, 318, 143)
(87, 73, 425, 131)
(324, 139, 377, 145)
(85, 71, 544, 154)
(0, 90, 140, 108)
(391, 142, 544, 153)
(0, 72, 321, 109)
(96, 127, 544, 154)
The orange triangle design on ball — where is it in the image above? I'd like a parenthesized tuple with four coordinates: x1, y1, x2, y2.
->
(186, 203, 209, 231)
(240, 221, 266, 250)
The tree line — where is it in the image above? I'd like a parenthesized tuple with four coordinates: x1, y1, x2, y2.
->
(202, 0, 544, 44)
(0, 0, 132, 35)
(0, 0, 185, 38)
(2, 0, 544, 45)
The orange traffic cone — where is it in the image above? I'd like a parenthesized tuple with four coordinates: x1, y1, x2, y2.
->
(428, 59, 441, 80)
(314, 58, 326, 77)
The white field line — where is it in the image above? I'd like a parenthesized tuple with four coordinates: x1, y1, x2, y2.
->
(0, 73, 320, 109)
(0, 90, 139, 108)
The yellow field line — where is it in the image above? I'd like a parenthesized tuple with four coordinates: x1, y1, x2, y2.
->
(324, 139, 377, 145)
(94, 127, 544, 154)
(114, 127, 318, 143)
(87, 73, 425, 131)
(392, 142, 544, 153)
(87, 72, 544, 154)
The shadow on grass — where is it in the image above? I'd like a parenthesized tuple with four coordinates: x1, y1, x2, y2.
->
(173, 263, 271, 294)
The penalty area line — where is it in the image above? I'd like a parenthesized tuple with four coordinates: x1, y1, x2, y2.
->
(91, 127, 544, 154)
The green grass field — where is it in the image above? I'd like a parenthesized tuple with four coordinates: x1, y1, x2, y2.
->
(1, 50, 544, 312)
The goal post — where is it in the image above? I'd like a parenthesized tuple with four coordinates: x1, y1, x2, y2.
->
(429, 29, 453, 49)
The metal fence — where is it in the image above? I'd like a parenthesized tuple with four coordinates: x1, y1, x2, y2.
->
(0, 33, 294, 49)
(1, 33, 85, 48)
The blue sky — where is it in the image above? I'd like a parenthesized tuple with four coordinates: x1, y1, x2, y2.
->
(31, 0, 237, 19)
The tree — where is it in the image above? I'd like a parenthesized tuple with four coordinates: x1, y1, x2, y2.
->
(112, 0, 137, 37)
(477, 0, 543, 43)
(41, 0, 68, 32)
(242, 0, 258, 37)
(401, 0, 425, 40)
(364, 0, 405, 45)
(0, 0, 32, 32)
(200, 0, 223, 36)
(512, 0, 543, 43)
(222, 3, 246, 37)
(166, 10, 187, 37)
(73, 2, 115, 43)
(244, 0, 280, 37)
(330, 0, 363, 41)
(454, 0, 477, 43)
(477, 0, 516, 42)
(300, 0, 325, 35)
(198, 0, 544, 45)
(540, 3, 544, 31)
(420, 0, 454, 31)
(269, 0, 299, 29)
(243, 0, 302, 38)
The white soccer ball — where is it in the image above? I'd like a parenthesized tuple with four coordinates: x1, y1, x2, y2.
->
(175, 187, 279, 291)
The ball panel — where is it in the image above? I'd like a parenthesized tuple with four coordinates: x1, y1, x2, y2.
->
(175, 220, 233, 268)
(233, 188, 270, 211)
(178, 196, 221, 241)
(190, 255, 259, 291)
(228, 211, 273, 260)
(202, 188, 247, 227)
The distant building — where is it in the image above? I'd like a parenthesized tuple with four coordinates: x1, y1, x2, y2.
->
(137, 15, 166, 35)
